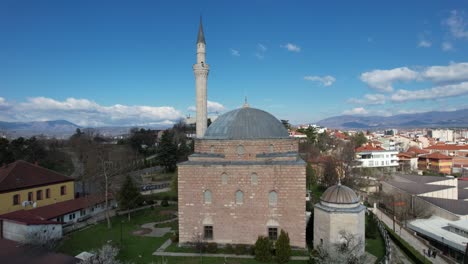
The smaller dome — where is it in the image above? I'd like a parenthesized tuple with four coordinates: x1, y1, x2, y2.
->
(320, 184, 359, 204)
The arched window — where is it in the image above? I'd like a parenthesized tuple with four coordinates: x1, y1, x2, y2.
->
(204, 190, 212, 204)
(251, 173, 258, 185)
(237, 145, 245, 155)
(236, 190, 244, 204)
(210, 145, 214, 154)
(221, 173, 228, 185)
(269, 191, 278, 206)
(269, 144, 274, 153)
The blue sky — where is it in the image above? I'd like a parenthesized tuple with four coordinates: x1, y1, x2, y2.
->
(1, 0, 468, 126)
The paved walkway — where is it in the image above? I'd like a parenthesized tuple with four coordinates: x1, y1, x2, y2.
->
(134, 217, 178, 238)
(153, 251, 308, 261)
(372, 208, 449, 264)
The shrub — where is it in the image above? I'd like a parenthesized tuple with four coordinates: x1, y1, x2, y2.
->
(161, 199, 169, 207)
(234, 244, 248, 255)
(275, 230, 291, 263)
(365, 214, 378, 239)
(225, 244, 234, 254)
(171, 232, 179, 243)
(254, 236, 272, 262)
(206, 242, 218, 253)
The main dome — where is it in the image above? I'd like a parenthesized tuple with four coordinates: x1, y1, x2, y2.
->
(203, 107, 289, 140)
(320, 184, 359, 204)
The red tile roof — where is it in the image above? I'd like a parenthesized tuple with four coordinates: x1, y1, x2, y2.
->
(420, 152, 453, 160)
(0, 239, 79, 264)
(398, 152, 416, 159)
(28, 194, 106, 220)
(0, 194, 107, 224)
(355, 145, 386, 152)
(425, 145, 468, 151)
(406, 146, 429, 155)
(0, 160, 73, 193)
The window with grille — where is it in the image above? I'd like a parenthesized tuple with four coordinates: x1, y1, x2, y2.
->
(204, 225, 213, 240)
(268, 227, 278, 240)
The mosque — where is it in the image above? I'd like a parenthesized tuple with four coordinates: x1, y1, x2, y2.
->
(178, 19, 364, 251)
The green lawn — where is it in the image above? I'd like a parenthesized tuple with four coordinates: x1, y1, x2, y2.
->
(365, 214, 386, 263)
(157, 256, 307, 264)
(58, 206, 177, 263)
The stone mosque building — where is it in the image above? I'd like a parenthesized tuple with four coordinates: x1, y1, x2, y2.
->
(178, 19, 306, 248)
(178, 19, 363, 250)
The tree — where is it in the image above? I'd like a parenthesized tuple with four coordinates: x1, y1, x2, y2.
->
(350, 132, 367, 147)
(157, 130, 178, 172)
(306, 214, 314, 248)
(312, 231, 366, 264)
(276, 230, 292, 263)
(118, 175, 143, 220)
(306, 163, 317, 190)
(254, 236, 273, 262)
(281, 120, 291, 130)
(78, 244, 130, 264)
(322, 157, 339, 188)
(298, 126, 318, 144)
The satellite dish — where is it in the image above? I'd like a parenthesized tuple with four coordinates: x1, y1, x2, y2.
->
(33, 202, 37, 208)
(22, 201, 29, 207)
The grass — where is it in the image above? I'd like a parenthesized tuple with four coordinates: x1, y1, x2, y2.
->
(365, 215, 386, 263)
(58, 206, 177, 264)
(156, 256, 308, 264)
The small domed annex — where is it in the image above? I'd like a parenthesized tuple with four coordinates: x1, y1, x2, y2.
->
(320, 183, 359, 204)
(203, 107, 289, 140)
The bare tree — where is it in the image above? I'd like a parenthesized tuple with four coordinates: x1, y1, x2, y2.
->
(312, 230, 367, 264)
(78, 244, 133, 264)
(23, 227, 61, 252)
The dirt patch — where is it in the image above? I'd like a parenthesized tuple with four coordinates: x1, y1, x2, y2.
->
(132, 228, 152, 236)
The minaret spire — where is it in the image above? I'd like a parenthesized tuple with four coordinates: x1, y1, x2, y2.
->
(197, 16, 206, 44)
(193, 17, 209, 138)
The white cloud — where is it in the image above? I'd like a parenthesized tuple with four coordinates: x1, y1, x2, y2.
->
(343, 107, 368, 115)
(257, 43, 267, 52)
(281, 43, 301, 52)
(187, 100, 225, 114)
(442, 41, 454, 51)
(391, 81, 468, 102)
(418, 40, 432, 47)
(304, 75, 336, 86)
(360, 67, 418, 92)
(421, 62, 468, 83)
(230, 48, 240, 57)
(348, 94, 386, 105)
(0, 97, 183, 127)
(444, 10, 468, 39)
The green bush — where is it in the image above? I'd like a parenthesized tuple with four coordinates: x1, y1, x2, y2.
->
(206, 242, 218, 253)
(234, 244, 248, 255)
(365, 214, 378, 239)
(275, 230, 291, 263)
(254, 236, 273, 262)
(225, 244, 234, 254)
(171, 232, 179, 243)
(161, 198, 169, 207)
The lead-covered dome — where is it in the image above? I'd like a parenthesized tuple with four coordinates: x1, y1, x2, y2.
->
(203, 107, 289, 140)
(320, 184, 359, 204)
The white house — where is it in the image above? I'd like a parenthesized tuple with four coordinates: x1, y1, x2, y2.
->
(355, 144, 398, 171)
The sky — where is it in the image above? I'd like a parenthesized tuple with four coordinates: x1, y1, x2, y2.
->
(1, 0, 468, 127)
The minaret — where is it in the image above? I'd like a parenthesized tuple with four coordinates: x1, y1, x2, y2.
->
(193, 17, 209, 138)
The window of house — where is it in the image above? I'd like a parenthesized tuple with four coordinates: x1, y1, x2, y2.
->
(210, 145, 214, 153)
(268, 227, 278, 240)
(236, 190, 244, 204)
(46, 188, 50, 199)
(204, 190, 212, 204)
(221, 173, 228, 185)
(269, 191, 278, 206)
(61, 185, 66, 195)
(237, 145, 244, 155)
(269, 144, 274, 153)
(69, 213, 75, 221)
(251, 173, 258, 185)
(369, 161, 374, 166)
(36, 190, 43, 200)
(204, 225, 213, 240)
(13, 194, 20, 205)
(28, 192, 33, 201)
(80, 209, 86, 216)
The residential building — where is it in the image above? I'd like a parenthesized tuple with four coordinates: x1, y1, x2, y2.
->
(355, 144, 398, 171)
(428, 129, 454, 142)
(418, 152, 453, 174)
(0, 160, 75, 215)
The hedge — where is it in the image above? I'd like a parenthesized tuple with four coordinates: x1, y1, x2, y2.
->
(383, 224, 431, 264)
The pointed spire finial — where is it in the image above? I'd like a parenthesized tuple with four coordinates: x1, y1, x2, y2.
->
(243, 96, 250, 108)
(338, 176, 341, 186)
(197, 16, 206, 44)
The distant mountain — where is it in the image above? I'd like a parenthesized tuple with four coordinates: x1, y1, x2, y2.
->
(0, 120, 80, 138)
(317, 108, 468, 129)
